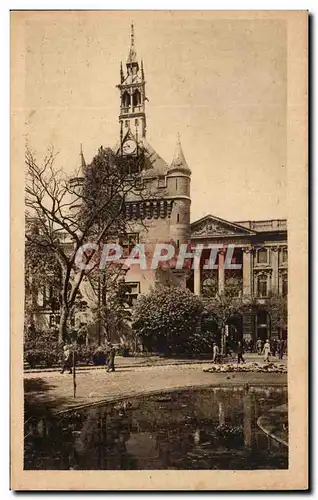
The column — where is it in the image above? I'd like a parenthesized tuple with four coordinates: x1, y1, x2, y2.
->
(194, 265, 201, 295)
(218, 251, 225, 295)
(243, 248, 252, 296)
(271, 247, 279, 294)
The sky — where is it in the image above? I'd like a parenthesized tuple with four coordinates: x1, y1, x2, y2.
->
(24, 11, 287, 223)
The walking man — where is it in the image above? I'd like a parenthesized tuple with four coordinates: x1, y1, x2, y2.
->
(256, 338, 263, 355)
(106, 343, 116, 372)
(237, 341, 245, 364)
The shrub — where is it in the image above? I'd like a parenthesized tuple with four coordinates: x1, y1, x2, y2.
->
(24, 330, 96, 368)
(24, 330, 60, 368)
(132, 284, 203, 355)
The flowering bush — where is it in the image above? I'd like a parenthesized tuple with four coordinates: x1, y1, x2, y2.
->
(204, 362, 287, 373)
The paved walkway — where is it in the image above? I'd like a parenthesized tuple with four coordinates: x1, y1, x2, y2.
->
(25, 353, 287, 373)
(24, 361, 287, 417)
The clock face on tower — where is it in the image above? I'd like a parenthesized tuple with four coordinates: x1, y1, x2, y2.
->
(122, 139, 137, 155)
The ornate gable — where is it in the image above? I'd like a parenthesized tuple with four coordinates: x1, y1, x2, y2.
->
(191, 215, 256, 238)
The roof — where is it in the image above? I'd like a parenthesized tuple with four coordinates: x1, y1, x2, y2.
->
(113, 130, 169, 178)
(190, 213, 287, 239)
(168, 134, 191, 174)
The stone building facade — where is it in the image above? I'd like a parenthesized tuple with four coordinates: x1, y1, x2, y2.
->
(29, 25, 288, 344)
(110, 26, 288, 343)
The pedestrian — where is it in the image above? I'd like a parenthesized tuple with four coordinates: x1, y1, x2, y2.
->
(225, 339, 232, 356)
(263, 339, 271, 363)
(256, 338, 263, 355)
(106, 343, 116, 372)
(278, 339, 285, 360)
(271, 339, 277, 357)
(248, 338, 253, 353)
(237, 341, 245, 364)
(212, 343, 220, 363)
(61, 344, 72, 374)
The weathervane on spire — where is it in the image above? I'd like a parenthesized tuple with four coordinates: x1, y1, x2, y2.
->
(131, 22, 135, 48)
(127, 22, 137, 63)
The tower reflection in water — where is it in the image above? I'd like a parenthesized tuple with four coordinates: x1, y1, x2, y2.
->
(24, 386, 288, 470)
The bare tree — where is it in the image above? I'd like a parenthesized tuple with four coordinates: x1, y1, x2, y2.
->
(25, 145, 152, 343)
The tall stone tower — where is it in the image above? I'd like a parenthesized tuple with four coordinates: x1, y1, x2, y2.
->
(113, 25, 192, 293)
(117, 23, 147, 141)
(167, 135, 192, 248)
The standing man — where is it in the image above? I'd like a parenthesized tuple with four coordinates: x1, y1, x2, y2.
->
(61, 344, 72, 374)
(237, 341, 245, 364)
(212, 343, 220, 363)
(271, 338, 277, 357)
(106, 343, 116, 372)
(256, 338, 263, 355)
(278, 339, 285, 360)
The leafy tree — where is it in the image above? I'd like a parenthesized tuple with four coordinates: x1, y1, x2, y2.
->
(132, 284, 203, 355)
(25, 218, 62, 335)
(85, 263, 132, 344)
(202, 277, 254, 353)
(25, 145, 149, 343)
(266, 293, 288, 337)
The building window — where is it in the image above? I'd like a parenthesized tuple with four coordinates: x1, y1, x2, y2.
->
(282, 275, 288, 296)
(257, 275, 268, 297)
(280, 247, 288, 265)
(125, 282, 140, 306)
(175, 178, 178, 190)
(125, 120, 129, 128)
(177, 213, 180, 223)
(158, 176, 166, 188)
(135, 118, 139, 126)
(37, 285, 47, 307)
(257, 248, 268, 264)
(49, 314, 60, 328)
(119, 233, 139, 256)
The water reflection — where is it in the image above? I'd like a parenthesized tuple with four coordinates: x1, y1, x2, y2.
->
(24, 386, 288, 470)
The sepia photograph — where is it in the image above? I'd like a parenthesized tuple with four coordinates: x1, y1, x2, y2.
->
(10, 10, 308, 490)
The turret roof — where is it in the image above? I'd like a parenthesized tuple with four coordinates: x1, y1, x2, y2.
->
(169, 134, 191, 174)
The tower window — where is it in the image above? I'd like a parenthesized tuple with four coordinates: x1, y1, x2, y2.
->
(132, 89, 141, 107)
(177, 213, 180, 223)
(122, 91, 130, 108)
(135, 118, 139, 126)
(175, 179, 178, 190)
(125, 120, 129, 128)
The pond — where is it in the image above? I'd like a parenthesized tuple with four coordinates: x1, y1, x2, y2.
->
(24, 385, 288, 470)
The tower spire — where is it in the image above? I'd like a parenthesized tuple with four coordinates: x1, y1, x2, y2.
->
(79, 143, 86, 175)
(170, 134, 191, 173)
(118, 24, 147, 138)
(127, 22, 137, 63)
